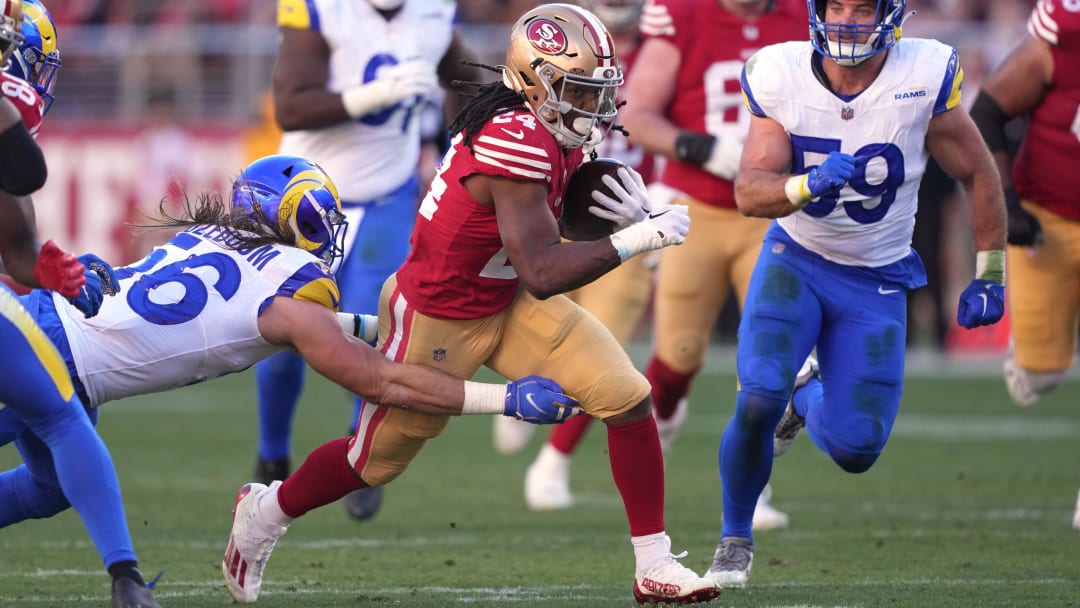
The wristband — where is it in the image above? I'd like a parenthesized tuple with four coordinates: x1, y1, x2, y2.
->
(674, 131, 716, 167)
(975, 250, 1005, 285)
(341, 83, 391, 120)
(784, 174, 812, 208)
(460, 381, 507, 415)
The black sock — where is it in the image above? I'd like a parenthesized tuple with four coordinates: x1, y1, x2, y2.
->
(108, 561, 146, 586)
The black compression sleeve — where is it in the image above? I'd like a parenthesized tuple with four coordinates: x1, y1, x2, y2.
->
(0, 121, 46, 195)
(674, 131, 716, 166)
(970, 91, 1011, 154)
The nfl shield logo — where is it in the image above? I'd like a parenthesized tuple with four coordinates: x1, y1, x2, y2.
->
(841, 106, 854, 120)
(433, 348, 447, 362)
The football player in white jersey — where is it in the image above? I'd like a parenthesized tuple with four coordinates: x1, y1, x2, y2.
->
(705, 0, 1008, 587)
(254, 0, 484, 521)
(0, 2, 164, 605)
(0, 155, 578, 550)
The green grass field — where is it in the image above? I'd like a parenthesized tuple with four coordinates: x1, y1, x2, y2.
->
(1, 362, 1078, 608)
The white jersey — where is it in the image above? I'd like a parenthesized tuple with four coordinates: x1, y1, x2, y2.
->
(742, 39, 963, 267)
(53, 227, 340, 406)
(276, 0, 456, 202)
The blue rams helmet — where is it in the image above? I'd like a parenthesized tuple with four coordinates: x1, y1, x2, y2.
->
(8, 0, 60, 114)
(231, 155, 348, 266)
(808, 0, 909, 66)
(0, 0, 23, 71)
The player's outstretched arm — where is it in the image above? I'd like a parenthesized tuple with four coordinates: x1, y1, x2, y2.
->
(260, 296, 579, 422)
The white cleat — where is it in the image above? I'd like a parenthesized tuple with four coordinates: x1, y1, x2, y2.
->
(704, 536, 753, 588)
(655, 398, 689, 456)
(524, 444, 573, 511)
(493, 415, 536, 455)
(632, 536, 722, 605)
(752, 484, 789, 531)
(222, 481, 289, 603)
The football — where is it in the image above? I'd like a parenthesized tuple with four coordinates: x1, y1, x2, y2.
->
(559, 158, 627, 242)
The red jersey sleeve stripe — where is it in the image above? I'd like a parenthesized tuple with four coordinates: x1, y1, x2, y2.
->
(1029, 1, 1059, 46)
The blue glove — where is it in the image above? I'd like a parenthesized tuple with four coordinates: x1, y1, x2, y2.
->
(956, 279, 1005, 329)
(806, 151, 856, 198)
(67, 254, 119, 318)
(504, 375, 580, 424)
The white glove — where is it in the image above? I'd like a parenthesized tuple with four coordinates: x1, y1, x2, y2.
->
(588, 166, 651, 229)
(341, 58, 438, 119)
(608, 203, 690, 262)
(702, 134, 744, 181)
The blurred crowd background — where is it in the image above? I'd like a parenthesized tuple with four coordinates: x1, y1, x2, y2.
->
(32, 0, 1033, 353)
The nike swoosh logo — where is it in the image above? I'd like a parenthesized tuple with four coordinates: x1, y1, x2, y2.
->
(501, 128, 525, 140)
(525, 392, 541, 413)
(648, 210, 670, 219)
(978, 292, 988, 316)
(877, 286, 900, 295)
(329, 290, 340, 309)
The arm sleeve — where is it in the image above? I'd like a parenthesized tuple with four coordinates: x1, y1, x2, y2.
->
(0, 121, 47, 195)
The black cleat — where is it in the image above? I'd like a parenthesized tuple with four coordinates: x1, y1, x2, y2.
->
(344, 486, 384, 521)
(111, 576, 163, 608)
(253, 456, 291, 485)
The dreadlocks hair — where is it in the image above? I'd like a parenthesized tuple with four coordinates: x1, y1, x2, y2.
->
(449, 61, 526, 152)
(131, 185, 296, 254)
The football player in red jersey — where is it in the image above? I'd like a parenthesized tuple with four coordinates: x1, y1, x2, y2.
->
(618, 0, 806, 530)
(972, 0, 1080, 409)
(216, 4, 723, 605)
(970, 0, 1080, 526)
(0, 1, 163, 606)
(499, 0, 666, 511)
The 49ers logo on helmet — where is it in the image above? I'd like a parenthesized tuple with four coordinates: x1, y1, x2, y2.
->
(527, 19, 567, 54)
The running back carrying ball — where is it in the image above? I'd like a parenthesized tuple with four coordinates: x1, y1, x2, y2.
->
(559, 158, 631, 241)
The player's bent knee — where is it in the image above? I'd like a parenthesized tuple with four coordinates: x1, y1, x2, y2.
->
(350, 409, 450, 486)
(830, 448, 880, 474)
(24, 484, 70, 520)
(735, 391, 787, 432)
(825, 417, 887, 473)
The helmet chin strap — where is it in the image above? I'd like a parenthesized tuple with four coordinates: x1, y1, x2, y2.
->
(826, 33, 879, 66)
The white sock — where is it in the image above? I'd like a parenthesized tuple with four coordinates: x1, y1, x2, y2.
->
(535, 442, 570, 471)
(631, 532, 670, 570)
(256, 481, 294, 527)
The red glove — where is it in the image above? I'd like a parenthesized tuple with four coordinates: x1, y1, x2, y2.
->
(33, 240, 85, 298)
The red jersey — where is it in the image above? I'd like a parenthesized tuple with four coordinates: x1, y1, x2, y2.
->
(396, 108, 586, 319)
(0, 72, 44, 138)
(640, 0, 804, 208)
(1015, 0, 1080, 220)
(593, 43, 656, 182)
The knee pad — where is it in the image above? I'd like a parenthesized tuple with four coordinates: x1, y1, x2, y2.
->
(738, 355, 794, 402)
